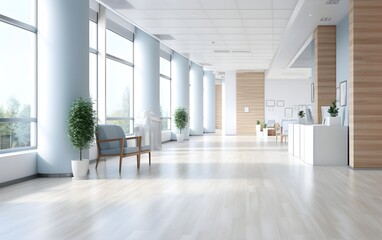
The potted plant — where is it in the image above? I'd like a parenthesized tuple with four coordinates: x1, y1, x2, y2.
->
(174, 106, 188, 143)
(298, 110, 306, 124)
(67, 97, 97, 179)
(326, 100, 341, 126)
(263, 122, 268, 137)
(256, 120, 261, 135)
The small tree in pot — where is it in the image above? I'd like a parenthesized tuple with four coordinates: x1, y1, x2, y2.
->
(67, 97, 97, 179)
(174, 107, 188, 143)
(325, 100, 341, 126)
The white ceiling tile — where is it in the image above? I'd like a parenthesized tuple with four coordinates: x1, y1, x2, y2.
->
(239, 10, 272, 19)
(245, 28, 273, 34)
(216, 28, 248, 34)
(117, 9, 150, 19)
(163, 0, 202, 9)
(171, 35, 200, 40)
(273, 19, 289, 28)
(242, 19, 272, 28)
(273, 10, 293, 19)
(196, 35, 222, 40)
(211, 19, 243, 28)
(198, 0, 237, 9)
(236, 0, 272, 9)
(272, 0, 298, 10)
(205, 10, 241, 19)
(184, 19, 214, 28)
(141, 10, 178, 18)
(156, 19, 189, 28)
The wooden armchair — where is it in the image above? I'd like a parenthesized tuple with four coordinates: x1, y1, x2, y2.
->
(96, 124, 142, 173)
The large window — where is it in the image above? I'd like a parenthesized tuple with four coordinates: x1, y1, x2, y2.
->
(89, 19, 98, 113)
(0, 2, 37, 152)
(160, 57, 171, 131)
(106, 28, 134, 134)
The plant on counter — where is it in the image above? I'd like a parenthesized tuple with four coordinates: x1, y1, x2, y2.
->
(298, 110, 305, 118)
(328, 100, 339, 117)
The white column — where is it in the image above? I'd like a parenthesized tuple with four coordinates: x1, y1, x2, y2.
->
(203, 71, 215, 133)
(189, 62, 204, 135)
(171, 52, 190, 140)
(223, 71, 236, 135)
(37, 0, 89, 175)
(134, 28, 160, 117)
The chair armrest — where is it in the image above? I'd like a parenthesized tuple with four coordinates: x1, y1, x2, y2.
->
(126, 136, 142, 150)
(97, 137, 124, 143)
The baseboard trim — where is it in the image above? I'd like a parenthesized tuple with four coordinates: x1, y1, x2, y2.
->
(38, 173, 73, 178)
(0, 174, 38, 188)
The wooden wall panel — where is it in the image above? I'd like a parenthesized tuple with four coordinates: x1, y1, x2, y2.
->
(314, 26, 337, 123)
(349, 0, 382, 168)
(236, 72, 264, 134)
(215, 85, 222, 129)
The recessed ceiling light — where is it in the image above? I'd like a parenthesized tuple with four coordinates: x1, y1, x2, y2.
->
(320, 17, 332, 22)
(326, 0, 340, 4)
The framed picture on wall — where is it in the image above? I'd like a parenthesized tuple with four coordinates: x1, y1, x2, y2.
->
(266, 100, 275, 107)
(340, 80, 347, 106)
(285, 108, 293, 118)
(311, 83, 314, 103)
(276, 100, 284, 107)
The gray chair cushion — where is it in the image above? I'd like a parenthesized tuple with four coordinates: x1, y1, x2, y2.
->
(101, 146, 139, 155)
(97, 125, 128, 150)
(141, 145, 151, 152)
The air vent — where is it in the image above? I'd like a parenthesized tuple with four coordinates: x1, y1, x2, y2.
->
(154, 34, 175, 40)
(326, 0, 340, 4)
(320, 17, 332, 22)
(214, 50, 230, 53)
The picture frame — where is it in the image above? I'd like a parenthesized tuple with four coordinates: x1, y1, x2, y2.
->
(340, 80, 347, 106)
(276, 100, 284, 107)
(285, 108, 293, 118)
(311, 83, 314, 103)
(266, 100, 275, 107)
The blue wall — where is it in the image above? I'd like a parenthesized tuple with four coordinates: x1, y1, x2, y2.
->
(336, 15, 350, 126)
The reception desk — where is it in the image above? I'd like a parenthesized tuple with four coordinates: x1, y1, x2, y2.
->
(289, 124, 348, 166)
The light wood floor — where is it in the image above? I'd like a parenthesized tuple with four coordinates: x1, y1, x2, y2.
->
(1, 134, 382, 240)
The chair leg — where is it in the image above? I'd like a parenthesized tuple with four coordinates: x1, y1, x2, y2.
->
(137, 154, 141, 169)
(96, 155, 100, 169)
(119, 156, 122, 173)
(149, 152, 151, 165)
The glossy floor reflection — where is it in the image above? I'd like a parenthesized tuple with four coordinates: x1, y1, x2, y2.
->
(1, 134, 382, 240)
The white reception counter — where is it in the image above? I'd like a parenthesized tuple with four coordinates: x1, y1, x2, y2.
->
(288, 124, 348, 166)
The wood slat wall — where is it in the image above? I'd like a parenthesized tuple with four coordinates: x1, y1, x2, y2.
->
(215, 85, 222, 129)
(236, 72, 264, 134)
(314, 26, 337, 123)
(349, 0, 382, 168)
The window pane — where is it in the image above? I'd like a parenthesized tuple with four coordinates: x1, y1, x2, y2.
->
(106, 59, 133, 118)
(105, 119, 133, 135)
(89, 20, 97, 50)
(0, 22, 36, 118)
(160, 57, 170, 77)
(160, 77, 171, 118)
(161, 118, 171, 131)
(0, 122, 36, 150)
(0, 0, 36, 26)
(89, 52, 97, 111)
(106, 29, 133, 63)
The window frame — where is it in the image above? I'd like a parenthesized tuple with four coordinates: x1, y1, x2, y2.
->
(159, 56, 171, 131)
(0, 11, 37, 154)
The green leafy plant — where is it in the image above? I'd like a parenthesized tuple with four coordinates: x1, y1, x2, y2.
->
(298, 110, 305, 118)
(256, 120, 260, 125)
(263, 123, 268, 128)
(67, 97, 97, 160)
(174, 107, 188, 134)
(328, 100, 339, 117)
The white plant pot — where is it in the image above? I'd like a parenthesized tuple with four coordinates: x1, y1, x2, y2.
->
(176, 133, 184, 143)
(263, 128, 268, 137)
(325, 116, 341, 126)
(71, 159, 89, 180)
(256, 125, 261, 136)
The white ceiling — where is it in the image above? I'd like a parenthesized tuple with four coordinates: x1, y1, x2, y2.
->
(100, 0, 349, 79)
